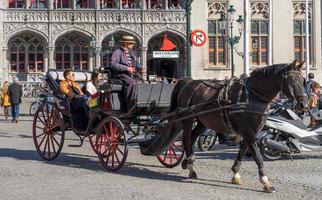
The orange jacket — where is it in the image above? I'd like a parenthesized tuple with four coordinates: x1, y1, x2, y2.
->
(59, 80, 83, 100)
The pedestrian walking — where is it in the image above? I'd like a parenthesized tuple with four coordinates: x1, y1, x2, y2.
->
(8, 77, 22, 123)
(1, 81, 11, 121)
(306, 72, 315, 94)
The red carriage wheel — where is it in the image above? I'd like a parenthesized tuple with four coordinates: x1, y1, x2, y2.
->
(88, 133, 99, 154)
(96, 116, 128, 172)
(157, 139, 184, 168)
(33, 101, 65, 161)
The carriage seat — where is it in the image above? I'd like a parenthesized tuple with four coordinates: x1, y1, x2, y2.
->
(108, 79, 123, 93)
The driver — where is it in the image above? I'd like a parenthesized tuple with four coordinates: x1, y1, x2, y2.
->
(110, 35, 143, 113)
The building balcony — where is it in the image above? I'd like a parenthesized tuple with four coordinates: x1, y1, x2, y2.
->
(4, 9, 186, 24)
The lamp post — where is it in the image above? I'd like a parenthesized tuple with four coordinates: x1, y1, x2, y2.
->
(219, 5, 244, 78)
(182, 0, 193, 77)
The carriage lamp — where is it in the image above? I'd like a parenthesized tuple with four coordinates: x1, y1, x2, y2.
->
(219, 5, 244, 78)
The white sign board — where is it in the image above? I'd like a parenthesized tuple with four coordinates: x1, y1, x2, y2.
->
(153, 51, 179, 58)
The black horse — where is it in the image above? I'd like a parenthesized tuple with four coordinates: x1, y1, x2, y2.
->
(167, 61, 307, 193)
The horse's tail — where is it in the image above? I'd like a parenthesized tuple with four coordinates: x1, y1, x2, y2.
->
(169, 78, 191, 112)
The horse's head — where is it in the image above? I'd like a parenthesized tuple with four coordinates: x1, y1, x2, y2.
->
(281, 60, 308, 111)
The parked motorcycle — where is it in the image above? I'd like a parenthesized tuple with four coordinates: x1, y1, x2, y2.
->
(197, 129, 239, 151)
(258, 105, 322, 160)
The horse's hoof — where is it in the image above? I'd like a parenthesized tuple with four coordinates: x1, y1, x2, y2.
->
(231, 177, 242, 185)
(263, 185, 277, 193)
(181, 160, 187, 170)
(189, 172, 198, 179)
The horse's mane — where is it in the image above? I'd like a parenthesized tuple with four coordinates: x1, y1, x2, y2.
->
(250, 63, 288, 79)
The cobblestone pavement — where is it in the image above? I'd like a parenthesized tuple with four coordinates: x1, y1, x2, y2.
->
(0, 116, 322, 200)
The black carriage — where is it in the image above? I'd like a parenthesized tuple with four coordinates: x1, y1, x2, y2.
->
(32, 70, 184, 171)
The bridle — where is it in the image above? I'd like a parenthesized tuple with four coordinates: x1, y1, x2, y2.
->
(240, 70, 306, 106)
(281, 70, 307, 102)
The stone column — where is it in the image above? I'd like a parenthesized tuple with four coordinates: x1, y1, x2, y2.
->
(44, 48, 48, 72)
(48, 0, 54, 9)
(48, 47, 55, 69)
(148, 0, 151, 9)
(26, 0, 30, 8)
(95, 47, 101, 69)
(96, 0, 100, 9)
(73, 0, 76, 9)
(140, 46, 148, 79)
(141, 0, 146, 9)
(165, 0, 168, 10)
(89, 50, 94, 71)
(119, 0, 122, 9)
(2, 49, 9, 81)
(70, 45, 74, 69)
(25, 45, 29, 72)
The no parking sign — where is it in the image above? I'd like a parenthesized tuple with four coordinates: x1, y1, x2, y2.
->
(190, 29, 207, 47)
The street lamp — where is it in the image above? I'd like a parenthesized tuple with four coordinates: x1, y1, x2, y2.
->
(219, 5, 244, 78)
(182, 0, 193, 78)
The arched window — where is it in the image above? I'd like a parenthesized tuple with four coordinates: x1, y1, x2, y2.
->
(27, 39, 44, 72)
(208, 2, 227, 66)
(8, 0, 25, 8)
(250, 2, 270, 66)
(76, 0, 95, 9)
(293, 2, 313, 65)
(55, 44, 71, 69)
(74, 43, 89, 70)
(54, 0, 70, 8)
(9, 35, 46, 73)
(100, 0, 117, 8)
(30, 0, 47, 8)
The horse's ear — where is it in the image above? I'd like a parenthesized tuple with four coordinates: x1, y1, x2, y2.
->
(287, 60, 297, 70)
(297, 61, 305, 70)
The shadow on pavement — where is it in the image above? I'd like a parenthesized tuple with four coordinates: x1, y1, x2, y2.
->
(0, 148, 104, 172)
(118, 163, 264, 193)
(0, 147, 265, 193)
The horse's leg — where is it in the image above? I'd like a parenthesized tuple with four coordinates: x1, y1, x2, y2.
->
(246, 137, 276, 193)
(231, 139, 248, 185)
(181, 118, 198, 178)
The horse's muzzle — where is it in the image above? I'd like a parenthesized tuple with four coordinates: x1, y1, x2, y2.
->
(296, 96, 308, 111)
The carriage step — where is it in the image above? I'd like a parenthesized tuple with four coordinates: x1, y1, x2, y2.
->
(68, 135, 85, 147)
(127, 137, 152, 144)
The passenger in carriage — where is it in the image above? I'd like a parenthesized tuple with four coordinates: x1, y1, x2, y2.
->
(59, 69, 88, 117)
(86, 70, 103, 96)
(110, 35, 143, 113)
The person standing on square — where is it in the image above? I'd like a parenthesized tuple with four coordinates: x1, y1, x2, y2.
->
(9, 77, 22, 123)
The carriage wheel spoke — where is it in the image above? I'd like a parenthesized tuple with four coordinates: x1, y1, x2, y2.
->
(173, 144, 183, 152)
(37, 115, 46, 126)
(36, 125, 44, 130)
(38, 133, 47, 147)
(172, 148, 180, 160)
(51, 134, 60, 146)
(36, 132, 45, 138)
(48, 133, 51, 158)
(116, 145, 124, 155)
(163, 149, 168, 162)
(49, 135, 57, 154)
(42, 135, 49, 157)
(114, 149, 121, 164)
(169, 145, 173, 164)
(112, 147, 115, 167)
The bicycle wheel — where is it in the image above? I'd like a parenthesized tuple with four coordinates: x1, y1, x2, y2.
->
(29, 102, 39, 116)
